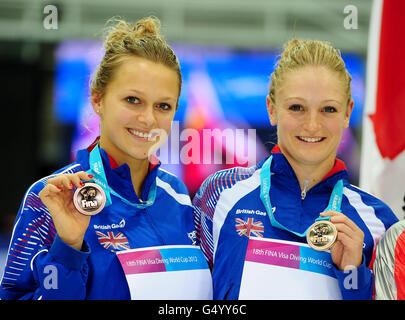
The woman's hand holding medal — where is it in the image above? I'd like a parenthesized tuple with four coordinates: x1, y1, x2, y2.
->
(38, 171, 94, 251)
(320, 210, 365, 271)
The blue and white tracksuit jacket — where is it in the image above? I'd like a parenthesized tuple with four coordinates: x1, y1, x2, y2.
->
(0, 147, 196, 300)
(193, 149, 398, 300)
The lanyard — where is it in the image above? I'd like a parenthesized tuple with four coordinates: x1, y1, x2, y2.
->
(87, 145, 157, 209)
(259, 156, 343, 237)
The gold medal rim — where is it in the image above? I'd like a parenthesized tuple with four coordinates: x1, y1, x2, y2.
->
(73, 182, 106, 216)
(306, 220, 337, 251)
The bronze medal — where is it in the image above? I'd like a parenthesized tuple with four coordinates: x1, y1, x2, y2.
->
(306, 220, 337, 251)
(73, 182, 106, 216)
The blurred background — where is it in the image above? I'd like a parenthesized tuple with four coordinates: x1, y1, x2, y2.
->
(0, 0, 372, 276)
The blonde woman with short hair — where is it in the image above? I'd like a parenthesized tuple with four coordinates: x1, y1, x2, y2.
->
(193, 38, 398, 300)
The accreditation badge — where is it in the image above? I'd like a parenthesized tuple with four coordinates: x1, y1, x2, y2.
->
(306, 220, 337, 251)
(116, 245, 213, 300)
(73, 182, 106, 216)
(239, 238, 342, 299)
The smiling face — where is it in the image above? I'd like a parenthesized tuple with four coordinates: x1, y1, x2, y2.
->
(91, 56, 179, 166)
(267, 65, 353, 171)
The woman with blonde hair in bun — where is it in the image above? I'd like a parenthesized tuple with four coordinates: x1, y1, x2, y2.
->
(193, 38, 398, 300)
(0, 16, 207, 300)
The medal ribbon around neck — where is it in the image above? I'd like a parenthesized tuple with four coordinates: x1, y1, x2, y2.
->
(259, 155, 343, 237)
(87, 144, 157, 208)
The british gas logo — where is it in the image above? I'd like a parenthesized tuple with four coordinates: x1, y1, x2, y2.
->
(235, 208, 267, 217)
(93, 219, 126, 230)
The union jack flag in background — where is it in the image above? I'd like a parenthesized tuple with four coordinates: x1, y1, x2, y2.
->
(96, 231, 130, 251)
(235, 218, 264, 238)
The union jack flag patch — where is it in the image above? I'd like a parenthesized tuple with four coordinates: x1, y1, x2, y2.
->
(235, 218, 264, 238)
(96, 231, 130, 251)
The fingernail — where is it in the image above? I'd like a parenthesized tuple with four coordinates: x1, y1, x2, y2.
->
(80, 182, 85, 187)
(57, 186, 62, 190)
(88, 174, 94, 178)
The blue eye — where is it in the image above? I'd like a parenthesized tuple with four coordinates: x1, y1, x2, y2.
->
(126, 96, 140, 104)
(323, 106, 337, 113)
(157, 103, 172, 111)
(289, 104, 303, 111)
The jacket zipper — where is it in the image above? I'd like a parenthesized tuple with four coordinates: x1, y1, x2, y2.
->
(301, 178, 310, 200)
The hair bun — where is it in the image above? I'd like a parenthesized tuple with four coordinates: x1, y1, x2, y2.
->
(92, 15, 181, 103)
(103, 16, 162, 52)
(133, 16, 161, 38)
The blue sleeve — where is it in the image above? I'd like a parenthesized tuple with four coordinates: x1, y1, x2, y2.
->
(31, 235, 90, 300)
(0, 179, 90, 300)
(192, 168, 253, 270)
(333, 254, 373, 300)
(192, 175, 217, 269)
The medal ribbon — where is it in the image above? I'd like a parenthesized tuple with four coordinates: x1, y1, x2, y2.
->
(86, 144, 157, 208)
(259, 156, 343, 237)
